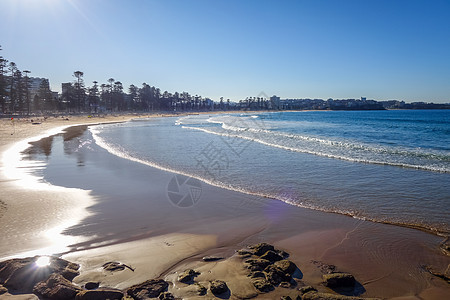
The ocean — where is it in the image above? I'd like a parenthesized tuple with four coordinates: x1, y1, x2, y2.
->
(23, 110, 450, 237)
(84, 109, 450, 236)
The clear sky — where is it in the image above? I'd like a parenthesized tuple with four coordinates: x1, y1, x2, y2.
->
(1, 0, 449, 103)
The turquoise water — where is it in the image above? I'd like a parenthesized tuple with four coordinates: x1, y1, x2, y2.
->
(90, 110, 450, 235)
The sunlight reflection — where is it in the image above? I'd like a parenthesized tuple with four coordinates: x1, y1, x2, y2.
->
(35, 256, 50, 267)
(1, 125, 94, 258)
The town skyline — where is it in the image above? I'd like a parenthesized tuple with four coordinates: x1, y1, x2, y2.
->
(1, 0, 450, 103)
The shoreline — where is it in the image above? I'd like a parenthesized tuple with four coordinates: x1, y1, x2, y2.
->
(0, 113, 449, 299)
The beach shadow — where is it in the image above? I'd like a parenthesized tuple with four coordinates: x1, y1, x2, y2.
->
(213, 289, 231, 299)
(329, 280, 366, 296)
(292, 267, 303, 280)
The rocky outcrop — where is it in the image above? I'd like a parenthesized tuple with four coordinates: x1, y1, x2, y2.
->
(250, 277, 273, 292)
(177, 269, 200, 283)
(0, 256, 79, 293)
(75, 289, 124, 300)
(127, 279, 169, 299)
(260, 250, 284, 262)
(209, 280, 228, 295)
(264, 264, 292, 285)
(242, 243, 299, 293)
(322, 273, 356, 288)
(245, 258, 272, 271)
(84, 282, 100, 290)
(274, 260, 297, 275)
(248, 243, 275, 256)
(33, 273, 81, 299)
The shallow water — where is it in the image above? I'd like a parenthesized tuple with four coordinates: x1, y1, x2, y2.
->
(88, 110, 450, 235)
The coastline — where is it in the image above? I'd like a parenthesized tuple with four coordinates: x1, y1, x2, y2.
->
(0, 113, 449, 299)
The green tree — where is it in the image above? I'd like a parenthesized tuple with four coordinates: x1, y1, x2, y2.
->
(0, 46, 8, 113)
(37, 79, 54, 111)
(73, 71, 85, 112)
(8, 62, 18, 112)
(128, 84, 139, 110)
(87, 81, 99, 113)
(23, 70, 31, 114)
(113, 81, 124, 111)
(107, 78, 114, 111)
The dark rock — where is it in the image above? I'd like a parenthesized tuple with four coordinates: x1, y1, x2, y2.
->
(178, 269, 200, 283)
(298, 285, 317, 295)
(194, 283, 207, 295)
(158, 291, 175, 300)
(251, 277, 273, 293)
(0, 256, 80, 293)
(102, 262, 125, 272)
(245, 258, 271, 271)
(0, 284, 8, 294)
(33, 273, 81, 299)
(202, 256, 224, 262)
(264, 265, 291, 285)
(237, 249, 253, 257)
(274, 260, 297, 275)
(209, 280, 228, 295)
(127, 279, 169, 299)
(260, 250, 284, 262)
(248, 271, 266, 278)
(322, 273, 356, 288)
(249, 243, 275, 256)
(302, 291, 381, 300)
(76, 289, 124, 300)
(84, 282, 100, 290)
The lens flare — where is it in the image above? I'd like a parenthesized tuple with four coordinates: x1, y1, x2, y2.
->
(35, 256, 51, 267)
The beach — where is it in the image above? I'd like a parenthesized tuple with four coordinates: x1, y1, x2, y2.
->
(0, 113, 449, 299)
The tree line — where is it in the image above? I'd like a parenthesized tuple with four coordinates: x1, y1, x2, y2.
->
(0, 46, 217, 115)
(62, 71, 216, 113)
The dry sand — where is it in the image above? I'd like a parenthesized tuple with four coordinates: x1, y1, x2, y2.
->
(0, 113, 449, 299)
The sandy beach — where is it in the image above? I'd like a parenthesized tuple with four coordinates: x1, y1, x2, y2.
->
(0, 114, 449, 299)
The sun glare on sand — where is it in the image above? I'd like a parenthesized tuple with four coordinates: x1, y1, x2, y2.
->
(35, 256, 51, 267)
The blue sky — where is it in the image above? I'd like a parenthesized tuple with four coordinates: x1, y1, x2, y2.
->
(1, 0, 449, 102)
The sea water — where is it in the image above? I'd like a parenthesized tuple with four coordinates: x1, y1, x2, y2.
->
(90, 110, 450, 235)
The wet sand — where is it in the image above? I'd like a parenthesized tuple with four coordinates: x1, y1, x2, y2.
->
(0, 114, 449, 299)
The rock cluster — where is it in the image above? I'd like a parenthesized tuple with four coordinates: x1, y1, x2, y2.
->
(0, 256, 79, 293)
(0, 243, 388, 300)
(126, 279, 169, 299)
(209, 279, 229, 295)
(0, 256, 170, 299)
(177, 269, 200, 283)
(237, 243, 298, 293)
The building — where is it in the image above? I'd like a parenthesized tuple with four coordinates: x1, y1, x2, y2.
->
(28, 77, 46, 100)
(270, 95, 281, 109)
